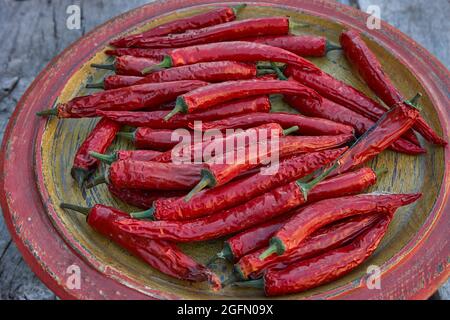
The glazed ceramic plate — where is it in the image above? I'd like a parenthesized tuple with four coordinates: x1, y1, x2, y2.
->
(1, 0, 449, 300)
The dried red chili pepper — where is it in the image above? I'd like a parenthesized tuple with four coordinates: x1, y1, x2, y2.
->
(106, 48, 172, 59)
(90, 149, 162, 165)
(60, 203, 220, 289)
(97, 96, 271, 129)
(284, 65, 421, 146)
(36, 80, 208, 118)
(235, 214, 392, 296)
(87, 75, 143, 90)
(117, 127, 191, 151)
(340, 30, 446, 146)
(236, 213, 380, 280)
(165, 79, 324, 120)
(91, 55, 159, 76)
(107, 184, 184, 209)
(149, 148, 347, 221)
(111, 4, 246, 47)
(216, 167, 382, 262)
(260, 193, 421, 258)
(286, 95, 426, 155)
(89, 160, 204, 191)
(195, 112, 354, 136)
(125, 17, 294, 48)
(71, 118, 121, 186)
(185, 134, 353, 200)
(142, 41, 318, 75)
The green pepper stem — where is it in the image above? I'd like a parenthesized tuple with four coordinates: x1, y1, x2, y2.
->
(89, 151, 117, 165)
(256, 68, 276, 76)
(86, 174, 107, 189)
(405, 93, 422, 110)
(130, 207, 155, 219)
(164, 97, 187, 121)
(232, 279, 264, 289)
(142, 55, 172, 74)
(117, 131, 135, 141)
(325, 41, 342, 53)
(86, 82, 105, 89)
(91, 63, 115, 71)
(231, 3, 247, 15)
(184, 175, 213, 202)
(60, 203, 91, 215)
(259, 244, 278, 260)
(36, 108, 58, 117)
(270, 62, 288, 80)
(282, 126, 299, 136)
(71, 167, 91, 188)
(297, 161, 340, 201)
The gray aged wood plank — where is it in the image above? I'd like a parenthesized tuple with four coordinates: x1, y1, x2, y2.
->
(0, 0, 448, 300)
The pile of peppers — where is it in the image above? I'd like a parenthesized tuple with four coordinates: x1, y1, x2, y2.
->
(37, 3, 444, 296)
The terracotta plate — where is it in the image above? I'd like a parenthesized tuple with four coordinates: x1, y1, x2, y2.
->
(1, 0, 449, 300)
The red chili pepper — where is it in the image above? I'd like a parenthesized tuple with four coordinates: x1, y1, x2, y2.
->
(71, 118, 121, 186)
(284, 65, 421, 146)
(106, 48, 172, 59)
(107, 184, 184, 209)
(87, 75, 143, 90)
(97, 96, 271, 129)
(236, 213, 380, 280)
(165, 79, 324, 120)
(60, 203, 220, 289)
(236, 214, 392, 296)
(286, 95, 426, 155)
(90, 149, 163, 165)
(194, 112, 355, 136)
(216, 167, 382, 262)
(185, 134, 353, 200)
(117, 127, 191, 151)
(142, 41, 319, 75)
(124, 17, 292, 48)
(91, 55, 159, 76)
(89, 160, 204, 191)
(260, 193, 421, 258)
(150, 148, 347, 221)
(110, 4, 245, 47)
(340, 30, 446, 146)
(36, 80, 208, 118)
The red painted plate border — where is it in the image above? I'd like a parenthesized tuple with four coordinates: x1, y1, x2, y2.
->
(0, 0, 449, 300)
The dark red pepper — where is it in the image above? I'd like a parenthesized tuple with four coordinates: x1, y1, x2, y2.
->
(91, 55, 159, 76)
(36, 80, 208, 118)
(106, 48, 172, 59)
(87, 75, 143, 90)
(97, 96, 271, 129)
(71, 118, 121, 186)
(340, 30, 446, 145)
(110, 4, 245, 47)
(89, 149, 163, 165)
(117, 127, 193, 151)
(60, 203, 220, 289)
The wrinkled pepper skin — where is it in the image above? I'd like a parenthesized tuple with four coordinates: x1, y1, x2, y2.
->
(340, 30, 446, 145)
(102, 75, 143, 90)
(286, 95, 425, 155)
(243, 35, 327, 57)
(98, 96, 271, 129)
(53, 80, 208, 118)
(113, 149, 163, 162)
(71, 118, 121, 185)
(110, 6, 238, 47)
(108, 160, 204, 191)
(263, 214, 391, 296)
(196, 112, 355, 136)
(124, 18, 290, 48)
(223, 167, 378, 261)
(106, 48, 172, 59)
(284, 65, 420, 146)
(238, 214, 380, 280)
(270, 193, 421, 255)
(83, 204, 220, 288)
(131, 127, 192, 151)
(113, 55, 160, 76)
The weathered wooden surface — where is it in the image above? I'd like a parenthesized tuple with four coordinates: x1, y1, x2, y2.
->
(0, 0, 448, 300)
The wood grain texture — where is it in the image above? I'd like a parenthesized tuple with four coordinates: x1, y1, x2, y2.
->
(0, 0, 448, 300)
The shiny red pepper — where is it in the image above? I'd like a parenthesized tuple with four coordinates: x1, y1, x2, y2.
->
(110, 5, 245, 47)
(195, 112, 355, 136)
(260, 193, 421, 258)
(166, 79, 323, 119)
(217, 167, 381, 261)
(340, 30, 446, 146)
(240, 214, 392, 296)
(91, 55, 159, 76)
(97, 96, 271, 129)
(36, 80, 208, 118)
(286, 95, 426, 155)
(236, 213, 380, 280)
(185, 134, 353, 200)
(71, 118, 121, 186)
(151, 148, 347, 221)
(60, 203, 220, 289)
(125, 17, 291, 48)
